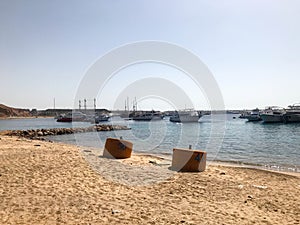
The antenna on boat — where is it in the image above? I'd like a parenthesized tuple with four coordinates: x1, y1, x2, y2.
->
(133, 100, 135, 111)
(127, 96, 129, 112)
(84, 99, 87, 112)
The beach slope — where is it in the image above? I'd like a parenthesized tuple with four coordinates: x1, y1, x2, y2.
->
(0, 136, 299, 224)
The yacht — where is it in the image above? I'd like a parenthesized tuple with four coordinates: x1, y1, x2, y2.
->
(283, 103, 300, 123)
(56, 111, 86, 122)
(260, 106, 285, 123)
(170, 110, 202, 123)
(245, 108, 262, 122)
(132, 111, 163, 121)
(93, 114, 110, 124)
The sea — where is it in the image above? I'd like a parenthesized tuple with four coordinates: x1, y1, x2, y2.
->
(1, 115, 299, 173)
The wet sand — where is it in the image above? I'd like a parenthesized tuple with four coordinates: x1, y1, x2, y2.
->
(0, 136, 299, 224)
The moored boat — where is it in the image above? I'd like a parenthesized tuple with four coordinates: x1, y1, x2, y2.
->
(94, 114, 110, 124)
(132, 110, 163, 121)
(245, 108, 262, 122)
(260, 106, 285, 123)
(170, 110, 202, 123)
(283, 103, 300, 123)
(56, 111, 87, 122)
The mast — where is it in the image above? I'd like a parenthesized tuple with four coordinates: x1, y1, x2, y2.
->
(127, 96, 129, 112)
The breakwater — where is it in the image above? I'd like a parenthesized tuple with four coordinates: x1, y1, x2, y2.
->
(0, 125, 130, 140)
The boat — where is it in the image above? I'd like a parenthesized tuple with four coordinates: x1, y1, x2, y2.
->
(83, 113, 110, 124)
(94, 114, 110, 124)
(244, 108, 262, 122)
(132, 110, 163, 121)
(260, 106, 285, 123)
(239, 111, 248, 119)
(56, 111, 86, 122)
(170, 110, 202, 123)
(283, 103, 300, 123)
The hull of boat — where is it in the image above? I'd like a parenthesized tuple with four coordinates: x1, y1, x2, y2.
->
(283, 114, 300, 123)
(133, 118, 152, 121)
(133, 117, 162, 121)
(260, 114, 283, 123)
(57, 117, 72, 122)
(94, 117, 110, 124)
(170, 115, 200, 123)
(132, 114, 163, 121)
(245, 115, 262, 122)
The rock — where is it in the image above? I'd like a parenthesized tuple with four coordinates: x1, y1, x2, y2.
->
(83, 149, 92, 152)
(149, 160, 157, 164)
(111, 209, 121, 214)
(253, 185, 268, 189)
(238, 184, 244, 189)
(4, 125, 130, 140)
(220, 172, 226, 175)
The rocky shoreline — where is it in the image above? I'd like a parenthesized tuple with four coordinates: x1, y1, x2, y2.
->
(0, 125, 130, 140)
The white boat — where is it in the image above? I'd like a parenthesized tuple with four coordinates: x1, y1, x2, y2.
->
(170, 110, 202, 123)
(94, 114, 110, 123)
(260, 106, 285, 123)
(57, 111, 87, 122)
(245, 108, 262, 122)
(132, 111, 163, 121)
(283, 103, 300, 123)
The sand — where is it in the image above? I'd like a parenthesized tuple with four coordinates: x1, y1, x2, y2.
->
(0, 135, 299, 225)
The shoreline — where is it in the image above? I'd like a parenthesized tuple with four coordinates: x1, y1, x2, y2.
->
(133, 152, 300, 178)
(0, 135, 299, 224)
(1, 127, 298, 176)
(0, 116, 53, 120)
(31, 135, 300, 178)
(49, 136, 300, 176)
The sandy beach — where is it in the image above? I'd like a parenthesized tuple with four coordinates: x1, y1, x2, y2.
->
(0, 135, 299, 225)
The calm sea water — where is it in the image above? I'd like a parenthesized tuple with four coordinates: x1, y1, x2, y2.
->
(1, 116, 299, 172)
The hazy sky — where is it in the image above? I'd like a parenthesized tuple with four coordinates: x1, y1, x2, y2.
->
(1, 0, 300, 110)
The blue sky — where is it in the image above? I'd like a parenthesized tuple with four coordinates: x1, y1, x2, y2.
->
(1, 0, 300, 110)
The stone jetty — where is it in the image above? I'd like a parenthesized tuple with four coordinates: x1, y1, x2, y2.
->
(0, 125, 130, 140)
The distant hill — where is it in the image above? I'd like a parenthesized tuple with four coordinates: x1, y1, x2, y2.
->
(0, 104, 31, 118)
